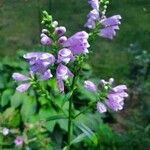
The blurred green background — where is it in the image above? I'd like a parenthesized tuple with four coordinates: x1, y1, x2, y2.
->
(0, 0, 150, 149)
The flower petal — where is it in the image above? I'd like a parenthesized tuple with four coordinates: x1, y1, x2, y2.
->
(16, 83, 31, 92)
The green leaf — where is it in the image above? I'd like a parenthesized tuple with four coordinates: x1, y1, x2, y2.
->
(71, 133, 86, 144)
(39, 107, 57, 132)
(1, 89, 13, 107)
(57, 119, 68, 131)
(11, 92, 26, 108)
(21, 96, 37, 122)
(46, 115, 67, 121)
(76, 123, 98, 145)
(3, 107, 21, 127)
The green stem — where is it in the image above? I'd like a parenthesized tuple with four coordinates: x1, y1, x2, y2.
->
(67, 76, 76, 149)
(73, 101, 96, 119)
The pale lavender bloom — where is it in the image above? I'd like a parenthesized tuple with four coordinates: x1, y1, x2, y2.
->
(87, 9, 99, 20)
(105, 84, 128, 111)
(12, 73, 29, 81)
(55, 26, 66, 37)
(99, 15, 121, 39)
(84, 18, 96, 29)
(2, 128, 9, 136)
(57, 48, 74, 64)
(56, 64, 73, 80)
(16, 83, 31, 93)
(85, 9, 99, 29)
(97, 102, 107, 113)
(41, 35, 52, 45)
(88, 0, 99, 10)
(12, 73, 31, 92)
(101, 15, 121, 27)
(63, 31, 90, 55)
(58, 36, 68, 45)
(24, 52, 55, 78)
(84, 80, 97, 91)
(40, 69, 53, 80)
(56, 64, 73, 92)
(14, 136, 24, 146)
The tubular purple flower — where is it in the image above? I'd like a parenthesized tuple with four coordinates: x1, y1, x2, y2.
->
(12, 73, 29, 81)
(40, 69, 53, 80)
(98, 15, 121, 39)
(12, 73, 31, 92)
(58, 48, 74, 64)
(84, 80, 97, 91)
(56, 64, 73, 92)
(16, 83, 31, 93)
(97, 102, 107, 113)
(55, 26, 66, 37)
(88, 0, 99, 10)
(56, 64, 73, 81)
(14, 136, 24, 146)
(63, 31, 90, 55)
(24, 52, 55, 77)
(85, 9, 99, 29)
(41, 35, 52, 45)
(84, 18, 96, 29)
(87, 9, 99, 20)
(105, 84, 128, 111)
(101, 15, 121, 27)
(58, 36, 68, 45)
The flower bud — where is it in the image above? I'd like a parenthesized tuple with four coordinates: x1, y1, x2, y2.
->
(41, 35, 52, 45)
(58, 36, 67, 45)
(42, 29, 48, 33)
(84, 80, 97, 91)
(52, 21, 58, 28)
(55, 26, 66, 37)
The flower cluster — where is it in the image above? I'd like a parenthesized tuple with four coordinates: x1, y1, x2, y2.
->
(85, 0, 121, 39)
(13, 18, 90, 93)
(84, 78, 128, 113)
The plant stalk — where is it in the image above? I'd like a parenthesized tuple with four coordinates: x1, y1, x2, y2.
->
(67, 76, 76, 149)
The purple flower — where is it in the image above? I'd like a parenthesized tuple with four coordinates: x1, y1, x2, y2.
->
(84, 18, 96, 29)
(56, 64, 73, 92)
(87, 9, 100, 20)
(84, 80, 97, 91)
(105, 85, 128, 111)
(97, 102, 107, 113)
(55, 26, 66, 37)
(88, 0, 99, 10)
(58, 36, 68, 45)
(98, 15, 121, 39)
(84, 9, 99, 29)
(63, 31, 90, 55)
(14, 136, 24, 146)
(23, 52, 54, 79)
(57, 48, 74, 64)
(12, 73, 31, 92)
(2, 128, 9, 136)
(12, 73, 29, 81)
(41, 35, 52, 45)
(84, 78, 128, 113)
